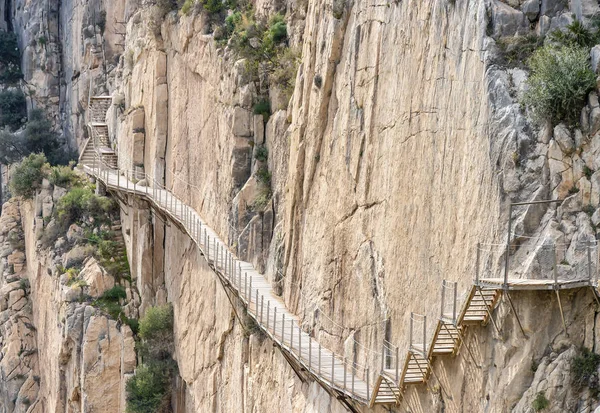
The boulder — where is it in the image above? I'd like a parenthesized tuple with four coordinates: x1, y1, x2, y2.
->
(522, 0, 540, 21)
(80, 258, 114, 297)
(63, 245, 93, 269)
(554, 124, 574, 153)
(232, 107, 252, 137)
(540, 0, 566, 16)
(491, 1, 530, 38)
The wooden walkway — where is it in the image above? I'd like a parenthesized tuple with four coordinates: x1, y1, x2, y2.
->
(82, 96, 599, 410)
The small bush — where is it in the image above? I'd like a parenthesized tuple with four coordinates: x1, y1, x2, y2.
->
(101, 285, 127, 301)
(56, 186, 116, 228)
(550, 20, 599, 48)
(532, 392, 549, 411)
(19, 278, 30, 291)
(181, 0, 194, 15)
(138, 304, 174, 361)
(0, 109, 71, 166)
(571, 347, 600, 390)
(0, 89, 27, 131)
(126, 363, 174, 413)
(522, 45, 596, 125)
(255, 166, 271, 187)
(0, 31, 23, 83)
(253, 100, 271, 121)
(254, 145, 268, 162)
(10, 153, 49, 198)
(48, 164, 80, 187)
(496, 34, 543, 69)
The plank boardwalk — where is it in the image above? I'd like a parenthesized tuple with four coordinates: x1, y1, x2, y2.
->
(80, 96, 600, 409)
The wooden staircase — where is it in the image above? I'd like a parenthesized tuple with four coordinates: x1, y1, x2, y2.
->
(370, 283, 502, 406)
(79, 96, 117, 170)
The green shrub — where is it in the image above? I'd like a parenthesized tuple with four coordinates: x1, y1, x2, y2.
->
(550, 20, 599, 48)
(522, 45, 596, 125)
(0, 108, 71, 166)
(254, 145, 268, 162)
(139, 304, 174, 340)
(138, 304, 174, 361)
(532, 392, 549, 411)
(496, 35, 543, 69)
(48, 164, 80, 187)
(0, 89, 27, 131)
(0, 31, 23, 83)
(126, 363, 174, 413)
(255, 166, 271, 187)
(571, 347, 600, 390)
(56, 186, 116, 227)
(101, 285, 127, 301)
(200, 0, 224, 14)
(10, 153, 49, 198)
(181, 0, 194, 15)
(253, 100, 271, 121)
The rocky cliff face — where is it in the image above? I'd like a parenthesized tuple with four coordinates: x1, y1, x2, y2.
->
(5, 0, 600, 412)
(0, 180, 137, 413)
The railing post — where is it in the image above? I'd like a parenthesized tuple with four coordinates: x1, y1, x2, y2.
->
(282, 314, 286, 343)
(381, 343, 385, 371)
(343, 357, 347, 391)
(476, 242, 481, 285)
(395, 346, 399, 382)
(290, 322, 294, 352)
(244, 272, 248, 300)
(553, 244, 558, 286)
(318, 343, 321, 375)
(308, 337, 312, 370)
(249, 275, 253, 301)
(440, 281, 445, 319)
(298, 325, 301, 357)
(273, 307, 277, 336)
(409, 312, 413, 349)
(423, 315, 427, 356)
(366, 367, 370, 402)
(331, 354, 335, 385)
(453, 281, 458, 322)
(207, 235, 210, 261)
(266, 301, 270, 330)
(255, 289, 259, 315)
(260, 295, 264, 323)
(588, 242, 593, 282)
(351, 362, 355, 395)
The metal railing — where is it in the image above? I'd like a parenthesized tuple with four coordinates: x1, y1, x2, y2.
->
(84, 158, 384, 405)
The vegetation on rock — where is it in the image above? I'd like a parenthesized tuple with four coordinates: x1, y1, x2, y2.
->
(522, 45, 595, 125)
(571, 347, 600, 394)
(127, 304, 176, 413)
(0, 31, 23, 84)
(0, 108, 73, 165)
(0, 89, 27, 131)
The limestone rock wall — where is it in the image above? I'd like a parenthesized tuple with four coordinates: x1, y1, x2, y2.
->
(0, 183, 137, 413)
